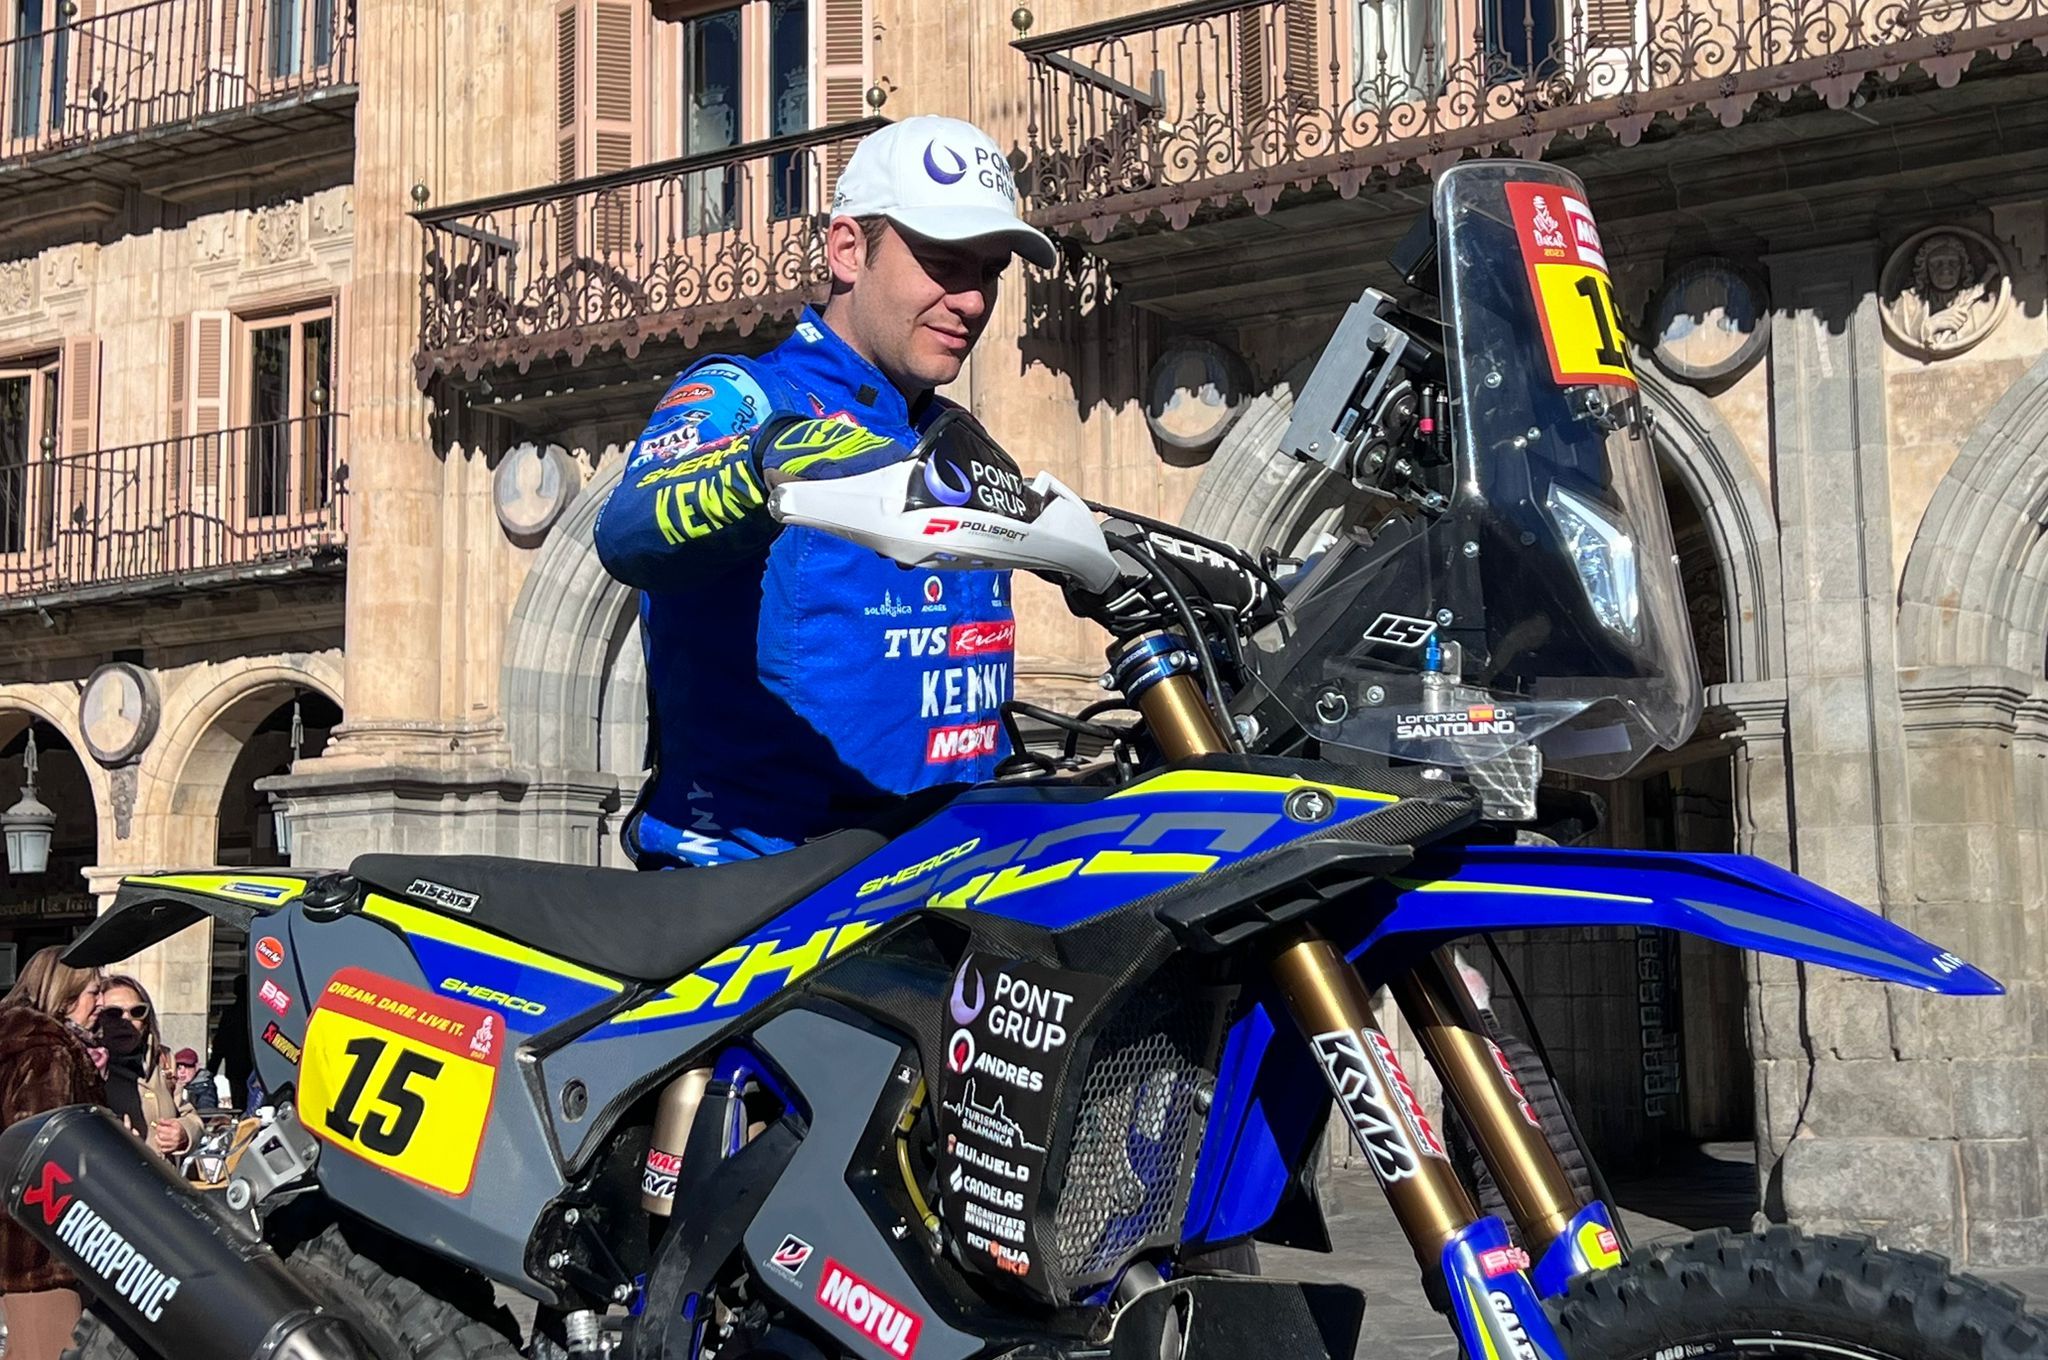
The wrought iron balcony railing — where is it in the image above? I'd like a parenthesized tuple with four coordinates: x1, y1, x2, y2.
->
(0, 414, 347, 606)
(1018, 0, 2048, 235)
(415, 118, 888, 381)
(1, 0, 355, 167)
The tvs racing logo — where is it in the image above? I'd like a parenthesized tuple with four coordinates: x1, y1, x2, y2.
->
(23, 1160, 71, 1226)
(816, 1259, 922, 1358)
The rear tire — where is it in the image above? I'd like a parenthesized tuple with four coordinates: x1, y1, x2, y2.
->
(1554, 1226, 2048, 1360)
(64, 1223, 521, 1360)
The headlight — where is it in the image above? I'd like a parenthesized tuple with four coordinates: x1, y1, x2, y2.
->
(1544, 484, 1640, 641)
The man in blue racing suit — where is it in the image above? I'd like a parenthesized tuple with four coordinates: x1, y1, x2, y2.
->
(595, 115, 1057, 867)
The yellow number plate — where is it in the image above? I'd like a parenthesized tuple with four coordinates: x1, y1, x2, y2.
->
(1504, 182, 1638, 389)
(299, 968, 503, 1197)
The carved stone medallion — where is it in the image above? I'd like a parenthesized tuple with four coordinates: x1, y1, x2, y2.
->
(1880, 226, 2012, 359)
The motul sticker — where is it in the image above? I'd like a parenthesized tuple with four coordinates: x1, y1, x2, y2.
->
(925, 720, 999, 763)
(816, 1258, 922, 1358)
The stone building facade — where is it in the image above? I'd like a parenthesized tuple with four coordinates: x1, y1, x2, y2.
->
(6, 0, 2048, 1263)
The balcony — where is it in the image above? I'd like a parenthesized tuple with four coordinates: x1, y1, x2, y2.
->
(0, 414, 348, 610)
(415, 119, 887, 385)
(1017, 0, 2048, 241)
(0, 0, 356, 196)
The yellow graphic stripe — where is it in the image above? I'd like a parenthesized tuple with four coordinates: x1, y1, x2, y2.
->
(133, 873, 309, 903)
(361, 896, 624, 992)
(1462, 1280, 1503, 1360)
(1393, 877, 1652, 904)
(1106, 771, 1394, 802)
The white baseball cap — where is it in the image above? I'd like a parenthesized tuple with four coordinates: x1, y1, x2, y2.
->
(833, 115, 1058, 269)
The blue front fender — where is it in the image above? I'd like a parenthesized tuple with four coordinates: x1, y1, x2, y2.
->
(1347, 844, 2001, 995)
(1184, 843, 1999, 1247)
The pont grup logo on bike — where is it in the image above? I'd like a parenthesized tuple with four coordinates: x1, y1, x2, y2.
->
(934, 951, 1108, 1288)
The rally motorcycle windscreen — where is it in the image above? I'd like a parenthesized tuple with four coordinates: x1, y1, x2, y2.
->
(1254, 162, 1702, 779)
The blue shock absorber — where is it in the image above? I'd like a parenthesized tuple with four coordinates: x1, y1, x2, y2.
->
(1107, 630, 1200, 704)
(1442, 1217, 1572, 1360)
(1531, 1200, 1625, 1297)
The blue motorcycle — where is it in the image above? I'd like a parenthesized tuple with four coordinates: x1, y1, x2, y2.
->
(7, 160, 2036, 1360)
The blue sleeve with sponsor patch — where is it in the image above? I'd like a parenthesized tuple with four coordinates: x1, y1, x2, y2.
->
(595, 361, 783, 589)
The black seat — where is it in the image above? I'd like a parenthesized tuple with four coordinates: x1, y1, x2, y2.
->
(347, 829, 887, 984)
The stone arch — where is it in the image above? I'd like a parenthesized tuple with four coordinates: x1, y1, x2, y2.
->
(503, 455, 637, 775)
(1639, 372, 1785, 687)
(0, 687, 113, 860)
(1181, 364, 1784, 687)
(140, 654, 344, 866)
(1897, 353, 2048, 674)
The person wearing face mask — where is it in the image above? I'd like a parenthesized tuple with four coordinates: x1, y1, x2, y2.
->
(0, 948, 108, 1360)
(595, 114, 1054, 868)
(94, 974, 203, 1162)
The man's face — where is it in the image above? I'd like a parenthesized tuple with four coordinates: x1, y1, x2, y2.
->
(175, 1061, 196, 1082)
(839, 222, 1010, 393)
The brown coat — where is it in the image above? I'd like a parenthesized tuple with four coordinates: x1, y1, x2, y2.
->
(0, 1005, 107, 1293)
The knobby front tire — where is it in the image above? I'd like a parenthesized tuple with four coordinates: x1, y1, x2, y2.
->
(1553, 1226, 2048, 1360)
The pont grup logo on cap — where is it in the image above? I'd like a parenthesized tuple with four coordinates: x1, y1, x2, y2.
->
(920, 138, 1019, 205)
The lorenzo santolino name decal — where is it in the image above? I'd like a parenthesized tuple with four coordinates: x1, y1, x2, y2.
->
(933, 952, 1109, 1286)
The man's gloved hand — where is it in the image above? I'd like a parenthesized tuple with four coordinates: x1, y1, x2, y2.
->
(753, 415, 911, 485)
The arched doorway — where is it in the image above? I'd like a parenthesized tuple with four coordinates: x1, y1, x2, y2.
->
(215, 692, 343, 867)
(0, 715, 99, 983)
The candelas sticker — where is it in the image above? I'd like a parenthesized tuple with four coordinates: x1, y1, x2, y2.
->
(298, 967, 497, 1197)
(1504, 181, 1637, 390)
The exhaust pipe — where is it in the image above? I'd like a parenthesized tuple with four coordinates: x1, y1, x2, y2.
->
(1, 1104, 377, 1360)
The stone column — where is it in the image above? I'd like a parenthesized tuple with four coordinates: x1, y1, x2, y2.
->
(1755, 242, 1953, 1251)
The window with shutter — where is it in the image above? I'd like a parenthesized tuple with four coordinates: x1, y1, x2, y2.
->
(1585, 0, 1637, 48)
(1237, 11, 1270, 128)
(819, 0, 865, 197)
(592, 0, 643, 257)
(189, 311, 231, 506)
(61, 336, 99, 459)
(167, 317, 189, 511)
(556, 0, 582, 263)
(1283, 0, 1319, 102)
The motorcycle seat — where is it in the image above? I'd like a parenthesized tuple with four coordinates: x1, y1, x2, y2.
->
(347, 829, 887, 985)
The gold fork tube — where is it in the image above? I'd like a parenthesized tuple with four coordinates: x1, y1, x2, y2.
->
(1270, 930, 1478, 1273)
(1389, 950, 1582, 1254)
(1134, 673, 1230, 759)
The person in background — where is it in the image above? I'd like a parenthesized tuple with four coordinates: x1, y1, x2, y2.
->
(0, 948, 107, 1360)
(209, 973, 253, 1104)
(174, 1046, 220, 1113)
(95, 974, 202, 1162)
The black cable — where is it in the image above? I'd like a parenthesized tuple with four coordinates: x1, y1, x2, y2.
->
(1482, 932, 1635, 1256)
(1109, 534, 1245, 754)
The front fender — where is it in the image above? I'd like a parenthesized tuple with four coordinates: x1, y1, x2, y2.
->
(1349, 845, 2001, 995)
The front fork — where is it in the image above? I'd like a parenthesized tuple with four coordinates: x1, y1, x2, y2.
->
(1269, 931, 1623, 1358)
(1119, 637, 1623, 1326)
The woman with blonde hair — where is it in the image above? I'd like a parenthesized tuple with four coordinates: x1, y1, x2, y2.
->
(94, 973, 202, 1159)
(0, 947, 107, 1359)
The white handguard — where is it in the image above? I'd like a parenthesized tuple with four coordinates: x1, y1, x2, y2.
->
(769, 461, 1121, 594)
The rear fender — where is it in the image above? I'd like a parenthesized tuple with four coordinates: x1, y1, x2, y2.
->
(1349, 845, 2001, 995)
(63, 872, 316, 967)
